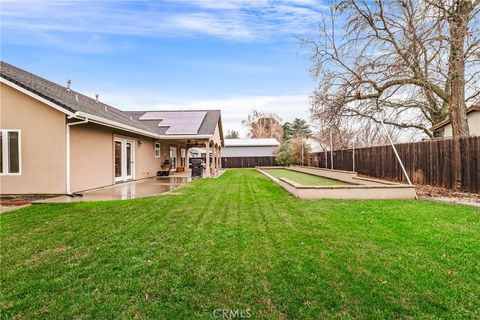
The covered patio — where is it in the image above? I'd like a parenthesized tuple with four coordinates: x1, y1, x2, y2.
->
(165, 138, 223, 178)
(126, 109, 225, 179)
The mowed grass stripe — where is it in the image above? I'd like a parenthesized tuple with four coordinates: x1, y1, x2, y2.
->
(1, 169, 479, 319)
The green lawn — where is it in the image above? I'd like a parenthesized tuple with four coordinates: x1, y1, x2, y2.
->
(1, 169, 479, 319)
(262, 168, 348, 185)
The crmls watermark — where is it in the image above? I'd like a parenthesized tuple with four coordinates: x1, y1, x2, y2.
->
(213, 308, 252, 319)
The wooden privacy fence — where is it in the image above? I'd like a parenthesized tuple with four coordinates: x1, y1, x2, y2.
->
(310, 136, 480, 193)
(222, 156, 278, 168)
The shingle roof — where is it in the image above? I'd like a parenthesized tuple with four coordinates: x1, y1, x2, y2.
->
(1, 61, 222, 138)
(0, 61, 154, 133)
(124, 110, 222, 136)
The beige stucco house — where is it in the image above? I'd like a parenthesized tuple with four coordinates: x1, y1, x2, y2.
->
(0, 61, 224, 195)
(430, 105, 480, 137)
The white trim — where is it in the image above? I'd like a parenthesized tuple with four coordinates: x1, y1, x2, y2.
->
(66, 119, 89, 194)
(157, 134, 213, 139)
(75, 111, 159, 139)
(154, 142, 161, 158)
(114, 137, 136, 182)
(0, 129, 22, 176)
(1, 78, 75, 117)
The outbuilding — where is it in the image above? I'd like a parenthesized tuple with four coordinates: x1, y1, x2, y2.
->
(221, 138, 280, 168)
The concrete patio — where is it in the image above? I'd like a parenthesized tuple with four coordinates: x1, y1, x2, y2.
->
(36, 175, 191, 203)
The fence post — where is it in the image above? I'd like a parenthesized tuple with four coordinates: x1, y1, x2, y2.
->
(330, 129, 334, 169)
(352, 141, 355, 172)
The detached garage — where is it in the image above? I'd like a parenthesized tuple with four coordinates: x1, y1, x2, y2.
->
(222, 138, 280, 168)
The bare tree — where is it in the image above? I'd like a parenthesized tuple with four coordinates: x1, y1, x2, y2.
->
(312, 118, 404, 151)
(242, 110, 283, 141)
(314, 125, 354, 150)
(306, 0, 480, 138)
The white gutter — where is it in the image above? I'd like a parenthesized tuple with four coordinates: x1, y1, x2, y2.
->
(66, 118, 89, 194)
(75, 112, 215, 140)
(74, 111, 160, 139)
(156, 134, 213, 140)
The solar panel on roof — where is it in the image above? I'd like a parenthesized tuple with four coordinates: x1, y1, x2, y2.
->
(139, 111, 207, 134)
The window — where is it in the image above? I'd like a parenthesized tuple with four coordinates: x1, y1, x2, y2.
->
(1, 129, 21, 175)
(154, 142, 161, 158)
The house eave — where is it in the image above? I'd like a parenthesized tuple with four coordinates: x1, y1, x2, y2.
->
(74, 111, 160, 139)
(1, 77, 76, 117)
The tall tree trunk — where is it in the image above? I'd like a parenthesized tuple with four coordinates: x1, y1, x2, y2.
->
(447, 0, 471, 137)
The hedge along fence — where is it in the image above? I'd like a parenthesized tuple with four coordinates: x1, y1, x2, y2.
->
(221, 157, 278, 168)
(310, 136, 480, 193)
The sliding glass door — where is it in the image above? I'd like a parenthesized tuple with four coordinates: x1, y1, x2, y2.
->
(115, 138, 134, 182)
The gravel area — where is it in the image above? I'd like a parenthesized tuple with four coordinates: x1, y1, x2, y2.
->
(416, 185, 480, 207)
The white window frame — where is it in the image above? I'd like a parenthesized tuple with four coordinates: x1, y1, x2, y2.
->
(154, 142, 161, 158)
(114, 137, 136, 182)
(1, 129, 22, 176)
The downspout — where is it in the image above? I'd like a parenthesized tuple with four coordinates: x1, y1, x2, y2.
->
(66, 117, 88, 195)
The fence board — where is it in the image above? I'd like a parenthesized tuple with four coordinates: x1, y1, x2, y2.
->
(310, 137, 480, 193)
(221, 156, 278, 168)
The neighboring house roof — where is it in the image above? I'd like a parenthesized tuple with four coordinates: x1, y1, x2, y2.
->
(224, 138, 280, 147)
(0, 61, 223, 140)
(430, 105, 480, 131)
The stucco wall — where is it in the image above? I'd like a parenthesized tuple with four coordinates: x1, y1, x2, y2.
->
(70, 124, 164, 193)
(212, 124, 222, 146)
(70, 123, 114, 192)
(0, 83, 67, 194)
(135, 138, 163, 179)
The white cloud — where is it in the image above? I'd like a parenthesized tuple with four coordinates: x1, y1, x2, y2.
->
(1, 0, 328, 43)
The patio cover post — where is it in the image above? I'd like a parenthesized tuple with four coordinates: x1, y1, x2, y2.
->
(215, 146, 219, 173)
(218, 147, 222, 170)
(212, 146, 217, 175)
(204, 141, 211, 178)
(185, 147, 190, 172)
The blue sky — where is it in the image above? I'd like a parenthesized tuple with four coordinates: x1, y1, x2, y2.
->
(1, 0, 328, 136)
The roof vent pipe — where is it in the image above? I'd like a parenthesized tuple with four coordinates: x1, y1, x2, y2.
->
(66, 79, 72, 91)
(75, 94, 79, 101)
(95, 94, 99, 103)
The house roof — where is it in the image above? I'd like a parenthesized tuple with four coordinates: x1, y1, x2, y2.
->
(0, 61, 223, 139)
(430, 105, 480, 131)
(124, 110, 222, 138)
(0, 61, 154, 134)
(224, 138, 280, 147)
